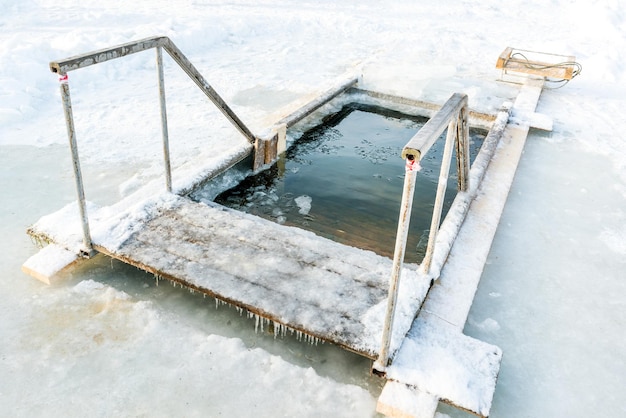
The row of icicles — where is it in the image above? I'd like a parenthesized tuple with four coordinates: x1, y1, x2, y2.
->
(154, 273, 323, 345)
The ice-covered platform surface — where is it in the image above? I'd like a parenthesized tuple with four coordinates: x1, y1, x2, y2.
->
(28, 193, 432, 359)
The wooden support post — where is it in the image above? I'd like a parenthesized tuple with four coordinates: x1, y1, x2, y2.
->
(275, 123, 287, 155)
(264, 132, 278, 165)
(253, 136, 266, 171)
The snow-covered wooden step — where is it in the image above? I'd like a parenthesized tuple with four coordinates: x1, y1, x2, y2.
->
(22, 243, 81, 284)
(384, 313, 502, 417)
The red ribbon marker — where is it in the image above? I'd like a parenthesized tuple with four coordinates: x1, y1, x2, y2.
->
(405, 158, 421, 172)
(59, 74, 69, 84)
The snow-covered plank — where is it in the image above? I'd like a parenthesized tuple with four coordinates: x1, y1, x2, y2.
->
(93, 196, 431, 358)
(377, 381, 439, 418)
(386, 313, 502, 417)
(21, 244, 81, 284)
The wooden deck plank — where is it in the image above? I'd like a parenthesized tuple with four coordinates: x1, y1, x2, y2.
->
(21, 243, 81, 284)
(93, 196, 430, 358)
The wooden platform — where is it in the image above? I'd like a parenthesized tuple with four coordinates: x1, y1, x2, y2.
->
(29, 194, 431, 359)
(23, 70, 557, 417)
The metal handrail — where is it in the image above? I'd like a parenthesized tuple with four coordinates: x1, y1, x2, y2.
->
(50, 36, 256, 143)
(374, 93, 470, 372)
(50, 36, 257, 255)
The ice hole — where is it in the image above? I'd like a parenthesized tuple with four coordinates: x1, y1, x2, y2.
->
(192, 103, 486, 263)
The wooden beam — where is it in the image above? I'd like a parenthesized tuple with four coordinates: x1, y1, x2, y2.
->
(253, 136, 266, 171)
(495, 47, 514, 70)
(22, 244, 82, 284)
(496, 47, 577, 80)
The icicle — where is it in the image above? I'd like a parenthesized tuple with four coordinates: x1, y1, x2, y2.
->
(255, 315, 260, 333)
(215, 298, 219, 309)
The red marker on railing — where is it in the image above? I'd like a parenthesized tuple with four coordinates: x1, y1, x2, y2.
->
(405, 156, 421, 172)
(59, 74, 68, 84)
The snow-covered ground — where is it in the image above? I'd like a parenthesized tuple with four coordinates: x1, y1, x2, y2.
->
(1, 0, 625, 416)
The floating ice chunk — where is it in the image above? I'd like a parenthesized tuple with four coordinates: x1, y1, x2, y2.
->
(72, 279, 106, 294)
(295, 195, 312, 215)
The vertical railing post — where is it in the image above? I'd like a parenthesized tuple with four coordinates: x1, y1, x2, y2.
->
(59, 74, 93, 256)
(456, 105, 470, 192)
(156, 46, 172, 193)
(374, 156, 420, 373)
(420, 118, 457, 274)
(375, 94, 468, 372)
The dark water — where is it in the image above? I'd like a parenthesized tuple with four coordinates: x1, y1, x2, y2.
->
(211, 104, 485, 263)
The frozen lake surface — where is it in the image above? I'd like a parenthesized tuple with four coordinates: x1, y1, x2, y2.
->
(1, 0, 625, 417)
